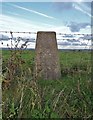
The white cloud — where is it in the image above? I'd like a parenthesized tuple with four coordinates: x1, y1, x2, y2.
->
(58, 44, 91, 50)
(0, 14, 56, 32)
(6, 11, 20, 16)
(0, 13, 91, 50)
(73, 3, 91, 17)
(0, 14, 73, 34)
(79, 26, 91, 34)
(52, 26, 72, 34)
(11, 4, 56, 19)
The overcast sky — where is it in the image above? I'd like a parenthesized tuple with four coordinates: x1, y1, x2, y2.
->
(0, 1, 92, 49)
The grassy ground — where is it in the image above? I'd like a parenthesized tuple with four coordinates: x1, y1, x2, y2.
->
(2, 49, 93, 119)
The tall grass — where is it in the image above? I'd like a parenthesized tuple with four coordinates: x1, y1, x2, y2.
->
(2, 49, 93, 119)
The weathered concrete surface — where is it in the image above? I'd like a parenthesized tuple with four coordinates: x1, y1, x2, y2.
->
(35, 31, 61, 80)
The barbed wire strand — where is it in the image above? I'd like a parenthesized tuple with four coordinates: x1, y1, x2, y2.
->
(0, 31, 93, 36)
(0, 31, 92, 49)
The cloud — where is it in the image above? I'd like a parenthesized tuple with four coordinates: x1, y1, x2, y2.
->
(0, 34, 9, 40)
(73, 3, 91, 17)
(53, 2, 91, 18)
(82, 34, 93, 40)
(11, 4, 56, 19)
(63, 34, 74, 38)
(20, 37, 36, 43)
(80, 43, 87, 46)
(53, 2, 73, 11)
(72, 43, 81, 46)
(7, 11, 20, 16)
(1, 32, 91, 50)
(67, 39, 79, 42)
(0, 14, 56, 32)
(58, 41, 71, 46)
(0, 31, 36, 42)
(53, 0, 92, 2)
(67, 22, 90, 32)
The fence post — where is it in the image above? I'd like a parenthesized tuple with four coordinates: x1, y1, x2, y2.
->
(34, 31, 61, 80)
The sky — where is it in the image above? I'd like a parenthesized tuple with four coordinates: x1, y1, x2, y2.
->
(0, 1, 92, 49)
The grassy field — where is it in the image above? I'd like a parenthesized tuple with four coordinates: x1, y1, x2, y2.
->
(2, 49, 93, 119)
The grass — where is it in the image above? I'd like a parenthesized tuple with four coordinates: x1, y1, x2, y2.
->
(1, 49, 93, 119)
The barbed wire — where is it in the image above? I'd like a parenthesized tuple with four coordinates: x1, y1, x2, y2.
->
(57, 38, 91, 41)
(0, 31, 92, 49)
(0, 31, 92, 41)
(0, 31, 37, 34)
(57, 33, 93, 36)
(1, 38, 91, 41)
(0, 31, 93, 36)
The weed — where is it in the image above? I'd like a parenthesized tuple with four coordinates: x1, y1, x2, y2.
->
(2, 48, 93, 118)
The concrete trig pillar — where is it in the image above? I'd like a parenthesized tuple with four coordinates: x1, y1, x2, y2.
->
(35, 31, 61, 80)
